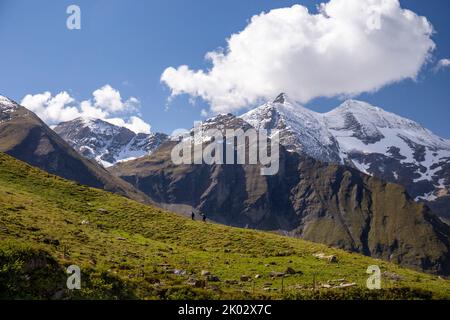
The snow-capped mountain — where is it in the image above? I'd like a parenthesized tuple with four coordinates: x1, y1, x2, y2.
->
(0, 95, 150, 203)
(242, 93, 341, 162)
(324, 100, 450, 200)
(54, 117, 168, 167)
(241, 94, 450, 205)
(0, 95, 19, 121)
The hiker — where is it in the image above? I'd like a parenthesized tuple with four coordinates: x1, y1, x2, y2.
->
(191, 211, 195, 221)
(202, 213, 207, 223)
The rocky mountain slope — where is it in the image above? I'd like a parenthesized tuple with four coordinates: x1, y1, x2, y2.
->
(241, 94, 450, 221)
(49, 94, 449, 222)
(111, 128, 450, 275)
(1, 151, 450, 299)
(54, 117, 168, 167)
(0, 95, 150, 204)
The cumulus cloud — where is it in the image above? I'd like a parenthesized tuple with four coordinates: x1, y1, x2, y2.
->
(21, 91, 80, 124)
(434, 58, 450, 72)
(21, 85, 151, 134)
(106, 116, 151, 135)
(92, 85, 139, 113)
(200, 109, 209, 117)
(161, 0, 435, 113)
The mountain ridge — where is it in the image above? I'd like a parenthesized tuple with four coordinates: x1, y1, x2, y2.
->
(111, 132, 450, 275)
(0, 95, 151, 204)
(48, 92, 450, 207)
(241, 95, 450, 220)
(54, 117, 168, 167)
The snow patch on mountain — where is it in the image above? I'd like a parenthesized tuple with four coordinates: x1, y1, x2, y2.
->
(0, 96, 18, 112)
(0, 95, 21, 124)
(54, 117, 168, 167)
(242, 93, 341, 162)
(241, 95, 450, 202)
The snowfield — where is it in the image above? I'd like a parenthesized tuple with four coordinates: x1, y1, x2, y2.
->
(241, 94, 450, 201)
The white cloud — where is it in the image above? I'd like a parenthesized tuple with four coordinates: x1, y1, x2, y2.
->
(79, 100, 109, 119)
(106, 116, 151, 134)
(161, 0, 435, 113)
(21, 91, 80, 124)
(20, 85, 151, 134)
(434, 58, 450, 72)
(92, 85, 139, 113)
(200, 109, 209, 117)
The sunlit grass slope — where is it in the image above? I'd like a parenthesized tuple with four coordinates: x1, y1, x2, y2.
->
(0, 152, 449, 300)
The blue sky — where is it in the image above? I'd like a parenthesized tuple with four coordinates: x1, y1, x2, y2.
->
(0, 0, 449, 137)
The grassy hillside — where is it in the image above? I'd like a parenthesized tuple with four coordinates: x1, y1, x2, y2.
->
(0, 101, 151, 204)
(112, 141, 450, 275)
(0, 152, 449, 300)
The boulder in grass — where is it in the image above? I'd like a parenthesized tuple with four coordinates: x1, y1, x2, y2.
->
(240, 275, 250, 282)
(383, 271, 404, 281)
(285, 267, 297, 275)
(207, 275, 220, 282)
(313, 252, 338, 263)
(201, 270, 211, 276)
(173, 269, 187, 276)
(97, 208, 109, 214)
(269, 271, 285, 278)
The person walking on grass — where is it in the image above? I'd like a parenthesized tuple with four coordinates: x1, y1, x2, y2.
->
(202, 213, 207, 223)
(191, 211, 195, 221)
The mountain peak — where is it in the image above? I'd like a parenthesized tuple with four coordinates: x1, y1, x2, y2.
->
(327, 99, 428, 133)
(0, 95, 19, 117)
(70, 116, 109, 126)
(336, 99, 382, 112)
(77, 115, 100, 122)
(0, 94, 11, 101)
(0, 95, 17, 109)
(64, 117, 137, 136)
(273, 93, 288, 104)
(54, 117, 168, 167)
